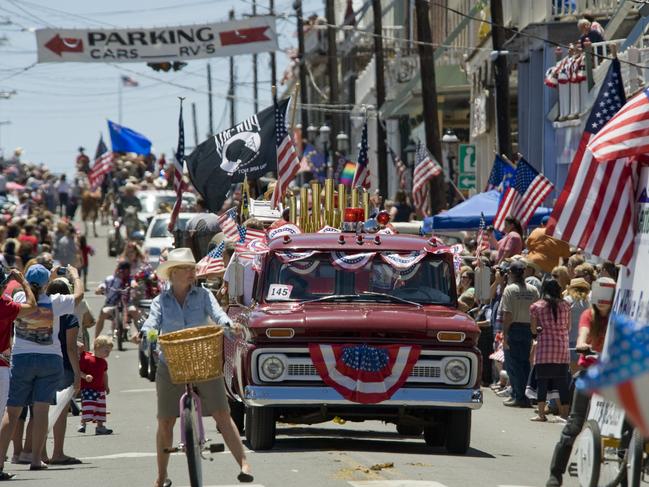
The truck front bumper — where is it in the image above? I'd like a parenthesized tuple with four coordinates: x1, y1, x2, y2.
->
(243, 386, 483, 409)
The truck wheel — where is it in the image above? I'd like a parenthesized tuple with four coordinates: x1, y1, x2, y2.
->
(229, 399, 245, 435)
(444, 409, 471, 454)
(423, 423, 446, 448)
(396, 425, 423, 436)
(245, 406, 276, 450)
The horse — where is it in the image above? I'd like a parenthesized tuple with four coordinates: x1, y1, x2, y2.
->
(80, 189, 102, 237)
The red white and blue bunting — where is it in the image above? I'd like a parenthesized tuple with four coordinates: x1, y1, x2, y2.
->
(267, 224, 301, 241)
(380, 251, 427, 270)
(309, 343, 421, 404)
(331, 251, 375, 271)
(275, 250, 320, 263)
(318, 225, 342, 233)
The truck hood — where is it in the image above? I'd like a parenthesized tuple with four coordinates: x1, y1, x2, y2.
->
(246, 302, 480, 345)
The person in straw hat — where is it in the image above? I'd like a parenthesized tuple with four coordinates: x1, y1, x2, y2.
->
(140, 248, 252, 486)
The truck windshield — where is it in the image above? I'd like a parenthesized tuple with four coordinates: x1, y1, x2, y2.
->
(263, 252, 455, 305)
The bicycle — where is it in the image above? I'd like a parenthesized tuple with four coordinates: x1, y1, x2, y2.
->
(158, 326, 226, 487)
(112, 287, 132, 352)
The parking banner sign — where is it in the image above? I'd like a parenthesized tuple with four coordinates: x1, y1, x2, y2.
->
(35, 16, 278, 63)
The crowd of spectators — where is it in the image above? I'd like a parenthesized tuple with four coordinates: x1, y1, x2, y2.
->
(453, 213, 619, 425)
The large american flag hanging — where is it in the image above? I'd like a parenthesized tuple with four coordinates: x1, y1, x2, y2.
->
(195, 241, 225, 277)
(88, 136, 113, 189)
(576, 314, 649, 437)
(308, 343, 421, 404)
(352, 121, 370, 189)
(270, 97, 300, 209)
(546, 59, 637, 266)
(168, 98, 187, 232)
(412, 141, 442, 217)
(493, 158, 553, 231)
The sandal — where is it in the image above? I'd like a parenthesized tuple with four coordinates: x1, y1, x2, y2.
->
(237, 471, 254, 483)
(530, 415, 547, 422)
(49, 457, 82, 465)
(29, 462, 48, 471)
(0, 471, 14, 481)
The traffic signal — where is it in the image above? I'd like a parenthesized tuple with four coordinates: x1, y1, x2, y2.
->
(147, 62, 187, 72)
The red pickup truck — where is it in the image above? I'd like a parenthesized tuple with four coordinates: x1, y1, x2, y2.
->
(224, 231, 482, 454)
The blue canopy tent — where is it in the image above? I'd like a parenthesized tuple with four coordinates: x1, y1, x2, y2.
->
(422, 190, 553, 233)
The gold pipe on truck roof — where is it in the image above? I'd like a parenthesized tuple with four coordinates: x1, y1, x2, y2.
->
(324, 178, 334, 227)
(351, 187, 359, 208)
(288, 194, 297, 224)
(362, 189, 370, 220)
(299, 186, 308, 231)
(310, 180, 322, 230)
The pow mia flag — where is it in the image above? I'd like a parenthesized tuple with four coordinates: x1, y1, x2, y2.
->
(186, 99, 288, 212)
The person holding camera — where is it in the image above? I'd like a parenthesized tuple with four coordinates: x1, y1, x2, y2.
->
(0, 264, 83, 479)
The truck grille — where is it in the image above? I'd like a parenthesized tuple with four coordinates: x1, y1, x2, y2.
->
(286, 363, 442, 381)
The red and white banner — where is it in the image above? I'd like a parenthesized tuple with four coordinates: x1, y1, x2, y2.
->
(36, 16, 278, 63)
(309, 344, 421, 404)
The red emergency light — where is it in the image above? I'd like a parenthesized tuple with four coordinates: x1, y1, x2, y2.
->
(376, 211, 390, 226)
(344, 207, 365, 223)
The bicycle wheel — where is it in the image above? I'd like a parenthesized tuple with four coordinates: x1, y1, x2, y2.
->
(182, 395, 203, 487)
(115, 308, 124, 351)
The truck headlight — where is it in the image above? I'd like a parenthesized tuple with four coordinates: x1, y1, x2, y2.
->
(444, 359, 468, 383)
(259, 355, 285, 381)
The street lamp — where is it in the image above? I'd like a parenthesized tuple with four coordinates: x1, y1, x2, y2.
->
(441, 129, 459, 206)
(306, 124, 318, 144)
(336, 132, 349, 153)
(319, 124, 331, 178)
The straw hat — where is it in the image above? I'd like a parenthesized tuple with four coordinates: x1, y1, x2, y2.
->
(156, 248, 196, 280)
(568, 277, 590, 291)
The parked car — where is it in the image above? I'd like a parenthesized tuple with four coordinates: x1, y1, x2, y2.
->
(143, 212, 194, 268)
(137, 190, 197, 224)
(223, 228, 482, 454)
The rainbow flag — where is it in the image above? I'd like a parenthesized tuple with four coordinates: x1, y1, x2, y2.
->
(339, 161, 356, 186)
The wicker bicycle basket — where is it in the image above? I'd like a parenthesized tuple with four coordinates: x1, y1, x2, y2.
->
(158, 325, 224, 384)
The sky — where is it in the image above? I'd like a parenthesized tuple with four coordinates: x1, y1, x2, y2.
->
(0, 0, 326, 176)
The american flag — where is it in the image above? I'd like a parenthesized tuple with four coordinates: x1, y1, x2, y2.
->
(546, 59, 636, 265)
(121, 75, 139, 87)
(168, 98, 187, 232)
(576, 314, 649, 437)
(217, 208, 241, 242)
(412, 141, 442, 217)
(588, 88, 649, 162)
(195, 242, 225, 277)
(88, 136, 113, 189)
(235, 227, 267, 262)
(270, 97, 300, 209)
(352, 121, 370, 189)
(388, 146, 407, 190)
(493, 158, 553, 231)
(486, 155, 515, 191)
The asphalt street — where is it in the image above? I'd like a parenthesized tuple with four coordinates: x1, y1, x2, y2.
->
(7, 224, 582, 487)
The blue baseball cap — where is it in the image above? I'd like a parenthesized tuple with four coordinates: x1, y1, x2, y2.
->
(25, 264, 50, 287)
(541, 215, 550, 225)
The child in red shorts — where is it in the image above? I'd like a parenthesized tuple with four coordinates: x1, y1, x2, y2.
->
(78, 336, 113, 435)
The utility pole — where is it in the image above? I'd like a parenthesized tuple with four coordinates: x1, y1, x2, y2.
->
(414, 0, 445, 215)
(229, 9, 236, 126)
(325, 0, 339, 152)
(191, 102, 199, 147)
(372, 0, 388, 199)
(252, 0, 259, 113)
(269, 0, 277, 96)
(294, 0, 309, 129)
(207, 63, 214, 136)
(490, 0, 512, 158)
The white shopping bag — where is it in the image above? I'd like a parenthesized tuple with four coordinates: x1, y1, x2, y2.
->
(47, 385, 76, 434)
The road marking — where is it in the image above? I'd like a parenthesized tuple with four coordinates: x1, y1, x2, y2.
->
(348, 482, 449, 487)
(178, 485, 265, 487)
(80, 449, 253, 461)
(120, 388, 156, 393)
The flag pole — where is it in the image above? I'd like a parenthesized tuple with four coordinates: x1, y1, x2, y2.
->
(118, 77, 122, 125)
(289, 82, 300, 132)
